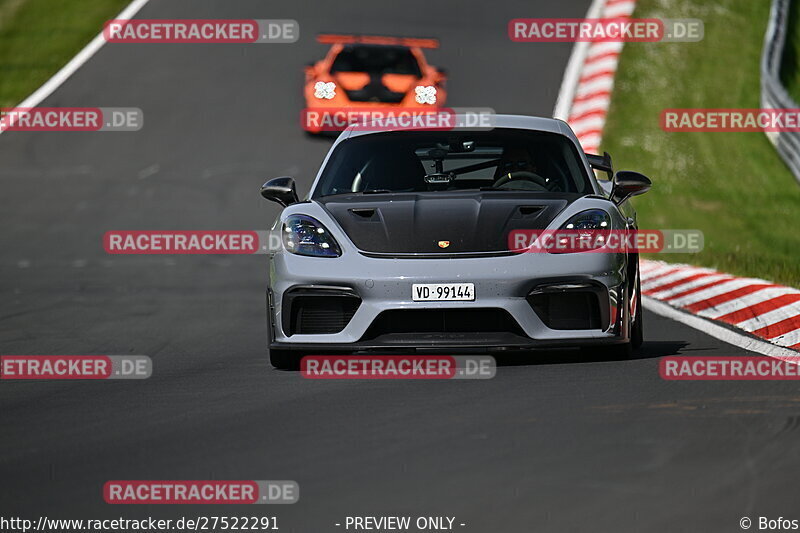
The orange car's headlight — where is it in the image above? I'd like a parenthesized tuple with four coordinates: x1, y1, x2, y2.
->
(414, 85, 437, 104)
(313, 81, 337, 100)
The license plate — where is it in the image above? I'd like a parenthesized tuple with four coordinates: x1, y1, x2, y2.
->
(412, 283, 475, 301)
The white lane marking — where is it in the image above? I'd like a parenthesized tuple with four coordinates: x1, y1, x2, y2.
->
(650, 274, 733, 300)
(666, 277, 772, 307)
(0, 0, 150, 134)
(736, 302, 800, 331)
(698, 287, 800, 320)
(644, 296, 800, 359)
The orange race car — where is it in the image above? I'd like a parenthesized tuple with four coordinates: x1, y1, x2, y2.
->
(303, 34, 448, 133)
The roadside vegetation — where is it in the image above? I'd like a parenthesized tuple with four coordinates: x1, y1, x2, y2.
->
(602, 0, 800, 287)
(0, 0, 129, 108)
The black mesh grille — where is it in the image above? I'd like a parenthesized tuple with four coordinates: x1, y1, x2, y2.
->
(528, 291, 602, 330)
(284, 290, 360, 335)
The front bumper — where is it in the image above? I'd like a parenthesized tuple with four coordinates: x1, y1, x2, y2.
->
(267, 249, 631, 351)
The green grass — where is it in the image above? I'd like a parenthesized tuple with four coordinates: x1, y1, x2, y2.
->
(0, 0, 129, 108)
(601, 0, 800, 287)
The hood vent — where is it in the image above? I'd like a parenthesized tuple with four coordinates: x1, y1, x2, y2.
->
(519, 206, 544, 216)
(349, 207, 377, 219)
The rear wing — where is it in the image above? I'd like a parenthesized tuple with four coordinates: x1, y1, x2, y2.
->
(585, 151, 614, 180)
(317, 34, 439, 48)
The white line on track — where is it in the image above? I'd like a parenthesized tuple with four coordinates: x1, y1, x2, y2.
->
(0, 0, 150, 134)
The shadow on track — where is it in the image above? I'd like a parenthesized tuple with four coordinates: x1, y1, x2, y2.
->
(267, 340, 690, 371)
(492, 340, 689, 367)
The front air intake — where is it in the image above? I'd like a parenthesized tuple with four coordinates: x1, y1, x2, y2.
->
(283, 287, 361, 336)
(527, 283, 608, 330)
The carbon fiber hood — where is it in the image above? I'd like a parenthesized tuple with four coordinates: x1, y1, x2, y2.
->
(318, 191, 578, 254)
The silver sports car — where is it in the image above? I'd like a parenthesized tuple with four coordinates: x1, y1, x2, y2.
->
(260, 115, 651, 369)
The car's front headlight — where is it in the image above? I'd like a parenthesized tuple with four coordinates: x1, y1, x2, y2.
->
(547, 209, 612, 254)
(561, 209, 611, 231)
(282, 215, 341, 257)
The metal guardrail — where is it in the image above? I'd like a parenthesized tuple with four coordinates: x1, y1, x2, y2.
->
(762, 0, 800, 183)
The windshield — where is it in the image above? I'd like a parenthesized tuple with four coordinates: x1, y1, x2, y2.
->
(313, 129, 592, 197)
(330, 45, 421, 76)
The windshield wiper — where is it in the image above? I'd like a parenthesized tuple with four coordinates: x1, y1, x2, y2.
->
(360, 189, 392, 194)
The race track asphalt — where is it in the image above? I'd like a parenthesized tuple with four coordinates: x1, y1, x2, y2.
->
(2, 1, 800, 532)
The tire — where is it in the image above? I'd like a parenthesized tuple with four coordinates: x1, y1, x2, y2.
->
(269, 349, 303, 370)
(591, 273, 639, 360)
(631, 272, 644, 351)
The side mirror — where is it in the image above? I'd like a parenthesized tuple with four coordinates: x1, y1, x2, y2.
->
(611, 171, 651, 205)
(260, 176, 299, 207)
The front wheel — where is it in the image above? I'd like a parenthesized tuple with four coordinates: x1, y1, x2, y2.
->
(630, 273, 644, 351)
(587, 274, 640, 360)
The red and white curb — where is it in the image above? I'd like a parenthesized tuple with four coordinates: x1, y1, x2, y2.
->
(641, 262, 800, 352)
(555, 0, 800, 355)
